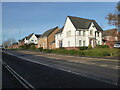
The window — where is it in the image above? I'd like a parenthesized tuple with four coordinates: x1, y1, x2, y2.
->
(60, 34, 61, 37)
(98, 41, 100, 45)
(92, 25, 95, 28)
(67, 31, 71, 37)
(98, 32, 99, 37)
(90, 30, 93, 35)
(79, 31, 82, 35)
(83, 31, 86, 36)
(79, 40, 82, 46)
(115, 37, 118, 41)
(83, 40, 85, 46)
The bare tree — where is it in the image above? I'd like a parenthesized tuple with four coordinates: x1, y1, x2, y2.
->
(106, 2, 120, 28)
(2, 38, 16, 48)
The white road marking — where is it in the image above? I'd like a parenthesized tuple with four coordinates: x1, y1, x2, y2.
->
(90, 63, 96, 64)
(1, 60, 35, 89)
(46, 57, 61, 59)
(99, 65, 108, 67)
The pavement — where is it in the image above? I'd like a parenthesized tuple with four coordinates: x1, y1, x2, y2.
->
(2, 52, 118, 88)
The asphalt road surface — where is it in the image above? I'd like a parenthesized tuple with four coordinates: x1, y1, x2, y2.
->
(2, 51, 119, 88)
(3, 50, 119, 85)
(2, 65, 25, 89)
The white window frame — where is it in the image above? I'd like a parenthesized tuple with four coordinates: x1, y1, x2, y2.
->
(83, 31, 86, 36)
(90, 30, 93, 35)
(79, 40, 82, 46)
(79, 31, 82, 35)
(68, 41, 70, 47)
(83, 40, 86, 46)
(67, 31, 71, 37)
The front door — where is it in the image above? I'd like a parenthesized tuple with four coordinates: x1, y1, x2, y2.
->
(89, 39, 95, 48)
(59, 40, 62, 47)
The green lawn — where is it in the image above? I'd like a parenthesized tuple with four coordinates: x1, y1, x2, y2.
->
(9, 47, 119, 57)
(26, 48, 119, 57)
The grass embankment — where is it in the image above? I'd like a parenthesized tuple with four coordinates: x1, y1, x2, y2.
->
(40, 48, 119, 57)
(9, 44, 119, 57)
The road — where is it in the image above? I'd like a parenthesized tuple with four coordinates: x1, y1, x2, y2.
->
(2, 50, 119, 88)
(2, 65, 25, 88)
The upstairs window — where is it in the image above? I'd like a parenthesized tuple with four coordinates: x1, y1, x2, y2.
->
(78, 31, 82, 35)
(83, 31, 86, 36)
(67, 31, 71, 37)
(60, 34, 61, 37)
(98, 32, 100, 37)
(90, 30, 93, 35)
(92, 25, 95, 28)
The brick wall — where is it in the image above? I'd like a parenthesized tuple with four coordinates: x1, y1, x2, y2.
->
(38, 37, 47, 49)
(48, 28, 60, 49)
(64, 47, 80, 50)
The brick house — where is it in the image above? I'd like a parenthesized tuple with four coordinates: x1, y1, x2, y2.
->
(102, 29, 120, 48)
(18, 37, 26, 46)
(8, 42, 19, 49)
(38, 26, 60, 49)
(55, 16, 103, 50)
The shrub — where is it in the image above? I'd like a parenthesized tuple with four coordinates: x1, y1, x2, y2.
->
(53, 49, 68, 54)
(96, 45, 109, 48)
(42, 49, 53, 53)
(19, 45, 28, 49)
(59, 47, 65, 49)
(19, 44, 36, 49)
(38, 47, 43, 51)
(29, 45, 36, 49)
(79, 46, 88, 50)
(88, 44, 92, 49)
(83, 48, 118, 57)
(68, 50, 78, 55)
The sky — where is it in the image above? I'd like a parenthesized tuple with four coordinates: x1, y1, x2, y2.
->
(2, 2, 118, 44)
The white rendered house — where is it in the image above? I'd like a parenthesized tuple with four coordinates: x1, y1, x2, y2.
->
(55, 16, 103, 49)
(23, 33, 41, 45)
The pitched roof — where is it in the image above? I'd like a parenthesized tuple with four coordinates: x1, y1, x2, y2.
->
(50, 40, 55, 44)
(55, 26, 64, 34)
(103, 29, 119, 37)
(40, 26, 59, 38)
(19, 37, 26, 42)
(35, 34, 41, 38)
(12, 42, 18, 45)
(68, 16, 103, 31)
(26, 33, 34, 40)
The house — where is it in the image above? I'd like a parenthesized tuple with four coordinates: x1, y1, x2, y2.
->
(38, 26, 60, 49)
(18, 37, 26, 46)
(25, 33, 41, 45)
(55, 16, 103, 50)
(102, 29, 120, 48)
(8, 42, 19, 49)
(19, 33, 41, 45)
(18, 33, 41, 48)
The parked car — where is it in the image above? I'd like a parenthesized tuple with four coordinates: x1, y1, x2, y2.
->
(114, 42, 120, 48)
